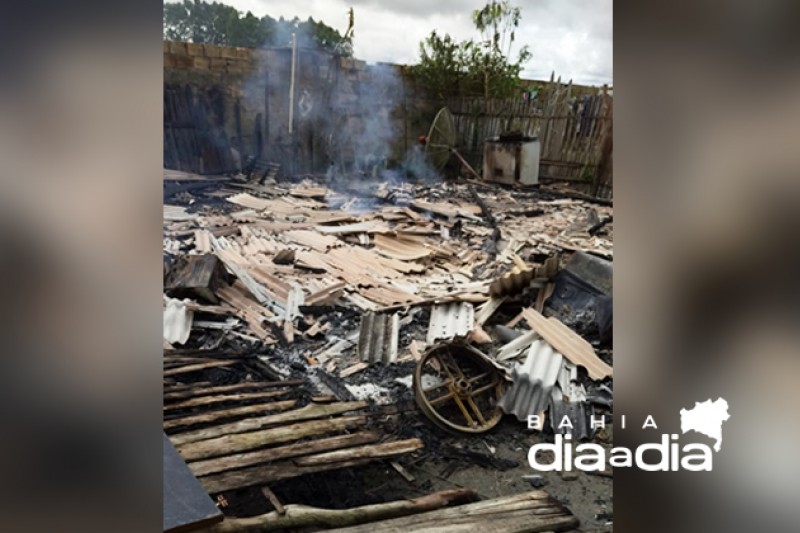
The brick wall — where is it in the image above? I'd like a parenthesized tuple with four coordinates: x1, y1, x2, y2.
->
(164, 40, 438, 174)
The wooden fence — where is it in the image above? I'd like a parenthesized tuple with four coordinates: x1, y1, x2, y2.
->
(447, 80, 613, 197)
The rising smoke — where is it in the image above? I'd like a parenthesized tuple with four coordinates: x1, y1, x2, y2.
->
(237, 23, 443, 196)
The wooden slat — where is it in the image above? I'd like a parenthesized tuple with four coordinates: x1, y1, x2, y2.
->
(293, 438, 423, 466)
(444, 81, 611, 190)
(163, 360, 237, 377)
(200, 457, 375, 494)
(177, 415, 368, 461)
(169, 401, 369, 446)
(197, 440, 424, 494)
(163, 400, 298, 430)
(164, 357, 215, 366)
(164, 380, 303, 401)
(164, 390, 290, 412)
(164, 381, 212, 393)
(188, 431, 381, 477)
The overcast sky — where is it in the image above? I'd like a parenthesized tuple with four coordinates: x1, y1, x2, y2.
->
(174, 0, 612, 86)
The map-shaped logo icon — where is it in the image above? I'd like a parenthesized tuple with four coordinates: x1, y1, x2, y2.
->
(680, 398, 730, 452)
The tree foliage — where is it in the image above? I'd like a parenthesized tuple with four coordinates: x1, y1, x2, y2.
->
(413, 0, 531, 99)
(163, 0, 352, 54)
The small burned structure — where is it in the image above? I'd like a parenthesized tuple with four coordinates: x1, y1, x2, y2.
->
(482, 132, 541, 186)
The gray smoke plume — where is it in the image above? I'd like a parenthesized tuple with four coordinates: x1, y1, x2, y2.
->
(235, 26, 442, 202)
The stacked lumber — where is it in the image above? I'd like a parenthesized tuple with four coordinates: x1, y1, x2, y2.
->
(163, 355, 423, 495)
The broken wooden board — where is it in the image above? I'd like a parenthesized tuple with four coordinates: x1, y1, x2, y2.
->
(198, 438, 424, 494)
(176, 415, 369, 461)
(163, 400, 299, 430)
(188, 432, 381, 477)
(340, 362, 369, 378)
(474, 296, 506, 326)
(165, 254, 228, 304)
(289, 187, 328, 199)
(163, 360, 237, 377)
(164, 380, 299, 401)
(293, 439, 422, 466)
(168, 401, 369, 446)
(163, 390, 290, 412)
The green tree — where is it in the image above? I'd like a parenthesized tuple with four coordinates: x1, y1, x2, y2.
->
(164, 0, 239, 45)
(226, 11, 268, 49)
(470, 0, 531, 99)
(414, 31, 469, 99)
(163, 0, 352, 54)
(412, 0, 531, 99)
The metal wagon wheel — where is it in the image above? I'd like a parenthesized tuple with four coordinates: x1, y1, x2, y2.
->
(414, 342, 506, 434)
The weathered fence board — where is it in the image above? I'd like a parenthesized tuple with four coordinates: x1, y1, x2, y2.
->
(447, 79, 612, 197)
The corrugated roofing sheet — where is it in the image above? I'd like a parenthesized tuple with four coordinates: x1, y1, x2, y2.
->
(426, 302, 475, 344)
(357, 312, 400, 364)
(499, 339, 564, 421)
(164, 297, 193, 345)
(315, 221, 391, 235)
(164, 205, 198, 222)
(226, 192, 273, 211)
(373, 233, 432, 261)
(522, 308, 612, 380)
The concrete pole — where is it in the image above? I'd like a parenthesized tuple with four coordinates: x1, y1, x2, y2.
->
(288, 33, 297, 136)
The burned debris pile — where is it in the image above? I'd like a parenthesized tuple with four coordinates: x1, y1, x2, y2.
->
(163, 168, 612, 532)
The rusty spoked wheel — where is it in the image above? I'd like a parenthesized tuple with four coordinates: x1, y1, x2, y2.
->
(413, 342, 506, 434)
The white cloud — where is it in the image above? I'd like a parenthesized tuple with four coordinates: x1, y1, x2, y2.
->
(167, 0, 612, 85)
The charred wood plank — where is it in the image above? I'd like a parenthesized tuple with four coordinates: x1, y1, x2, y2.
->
(293, 438, 423, 466)
(163, 400, 298, 430)
(164, 390, 291, 412)
(204, 489, 476, 532)
(164, 381, 303, 401)
(169, 401, 369, 446)
(163, 360, 237, 377)
(198, 439, 424, 494)
(189, 431, 380, 477)
(163, 361, 238, 377)
(177, 415, 368, 461)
